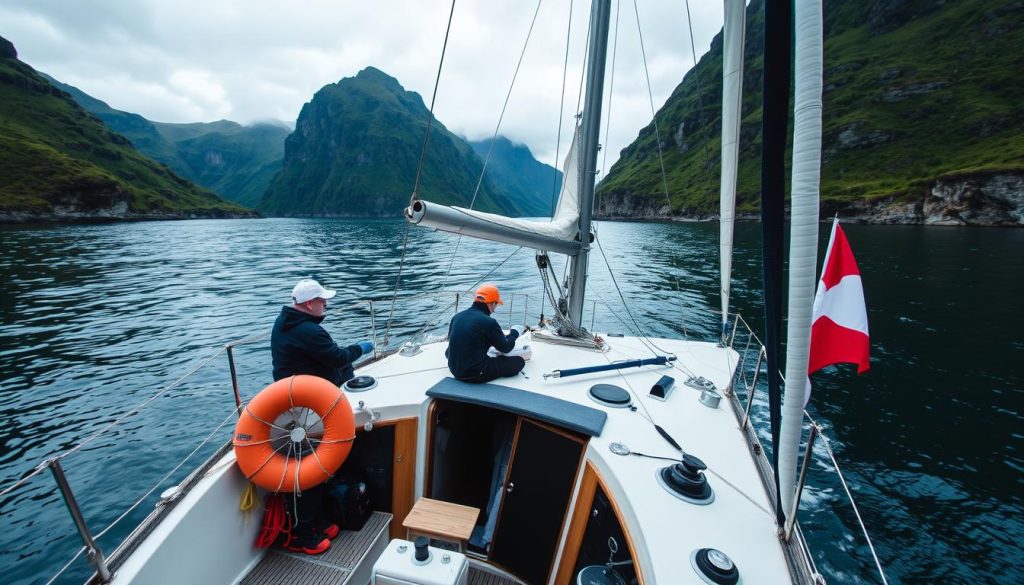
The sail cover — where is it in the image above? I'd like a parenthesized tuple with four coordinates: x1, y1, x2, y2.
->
(446, 126, 582, 241)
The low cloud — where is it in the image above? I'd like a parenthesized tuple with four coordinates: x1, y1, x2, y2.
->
(0, 0, 723, 169)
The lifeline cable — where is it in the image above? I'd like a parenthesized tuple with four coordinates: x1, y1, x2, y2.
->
(0, 347, 226, 500)
(389, 246, 525, 351)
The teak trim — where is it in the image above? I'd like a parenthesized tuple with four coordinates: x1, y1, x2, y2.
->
(368, 417, 418, 539)
(554, 461, 645, 585)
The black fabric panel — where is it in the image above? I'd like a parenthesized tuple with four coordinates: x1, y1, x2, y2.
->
(491, 420, 583, 584)
(759, 0, 792, 526)
(425, 378, 607, 437)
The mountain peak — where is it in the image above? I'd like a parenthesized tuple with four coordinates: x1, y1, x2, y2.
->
(0, 36, 16, 60)
(353, 66, 403, 92)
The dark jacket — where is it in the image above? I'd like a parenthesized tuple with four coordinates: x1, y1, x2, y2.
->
(271, 306, 364, 385)
(446, 302, 519, 379)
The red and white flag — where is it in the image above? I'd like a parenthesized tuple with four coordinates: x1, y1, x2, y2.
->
(805, 218, 870, 403)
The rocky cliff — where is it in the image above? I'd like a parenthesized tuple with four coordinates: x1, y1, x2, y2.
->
(260, 67, 518, 217)
(0, 36, 254, 223)
(598, 0, 1024, 226)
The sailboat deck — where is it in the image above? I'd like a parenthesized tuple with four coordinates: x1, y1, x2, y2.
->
(354, 332, 792, 584)
(240, 512, 391, 585)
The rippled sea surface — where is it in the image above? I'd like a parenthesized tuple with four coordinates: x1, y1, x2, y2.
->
(0, 219, 1021, 584)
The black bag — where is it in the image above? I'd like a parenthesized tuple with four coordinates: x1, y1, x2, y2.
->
(326, 476, 372, 532)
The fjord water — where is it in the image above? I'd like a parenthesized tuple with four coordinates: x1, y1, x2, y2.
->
(0, 219, 1021, 584)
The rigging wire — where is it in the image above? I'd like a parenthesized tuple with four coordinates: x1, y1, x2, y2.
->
(410, 0, 459, 205)
(632, 0, 672, 213)
(467, 0, 546, 212)
(598, 0, 623, 219)
(394, 246, 526, 348)
(683, 0, 715, 191)
(382, 0, 458, 350)
(593, 234, 698, 379)
(437, 0, 544, 295)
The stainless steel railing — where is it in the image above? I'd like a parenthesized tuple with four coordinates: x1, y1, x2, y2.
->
(723, 312, 889, 585)
(0, 290, 886, 585)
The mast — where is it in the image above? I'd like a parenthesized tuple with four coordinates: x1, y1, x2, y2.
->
(566, 0, 612, 330)
(759, 0, 791, 527)
(719, 0, 745, 343)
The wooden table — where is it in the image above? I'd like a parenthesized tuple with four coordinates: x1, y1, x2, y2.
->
(402, 497, 480, 552)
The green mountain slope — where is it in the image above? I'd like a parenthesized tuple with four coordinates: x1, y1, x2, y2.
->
(260, 67, 519, 217)
(153, 120, 289, 208)
(469, 136, 560, 217)
(45, 75, 289, 208)
(0, 36, 251, 221)
(598, 0, 1024, 224)
(41, 73, 188, 172)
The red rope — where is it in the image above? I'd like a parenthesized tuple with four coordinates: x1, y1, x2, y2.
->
(254, 494, 292, 548)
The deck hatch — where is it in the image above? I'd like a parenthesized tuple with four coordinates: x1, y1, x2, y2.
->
(425, 378, 607, 437)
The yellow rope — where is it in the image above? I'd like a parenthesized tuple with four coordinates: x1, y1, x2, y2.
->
(240, 481, 259, 514)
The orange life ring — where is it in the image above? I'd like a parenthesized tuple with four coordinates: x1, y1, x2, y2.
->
(233, 375, 355, 492)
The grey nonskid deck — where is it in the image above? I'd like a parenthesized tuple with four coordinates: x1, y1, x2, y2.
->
(468, 569, 518, 585)
(240, 511, 518, 585)
(241, 512, 390, 585)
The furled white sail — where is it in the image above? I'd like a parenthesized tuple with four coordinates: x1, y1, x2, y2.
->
(779, 0, 824, 517)
(719, 0, 745, 340)
(449, 125, 582, 241)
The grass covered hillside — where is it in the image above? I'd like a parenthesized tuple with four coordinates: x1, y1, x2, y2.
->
(260, 67, 519, 218)
(0, 37, 252, 221)
(152, 120, 289, 208)
(598, 0, 1024, 222)
(45, 76, 289, 209)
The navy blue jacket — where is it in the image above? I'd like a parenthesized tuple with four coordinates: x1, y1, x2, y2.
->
(271, 306, 364, 385)
(446, 302, 519, 379)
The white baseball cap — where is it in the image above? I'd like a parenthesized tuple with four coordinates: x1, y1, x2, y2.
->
(291, 279, 337, 304)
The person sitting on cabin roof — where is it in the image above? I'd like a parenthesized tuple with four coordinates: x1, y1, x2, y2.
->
(271, 278, 374, 386)
(268, 278, 373, 555)
(446, 283, 530, 383)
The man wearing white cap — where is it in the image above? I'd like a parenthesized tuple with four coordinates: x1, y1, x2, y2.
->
(271, 278, 374, 387)
(269, 278, 374, 555)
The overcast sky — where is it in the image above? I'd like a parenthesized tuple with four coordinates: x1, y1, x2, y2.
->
(1, 0, 724, 170)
